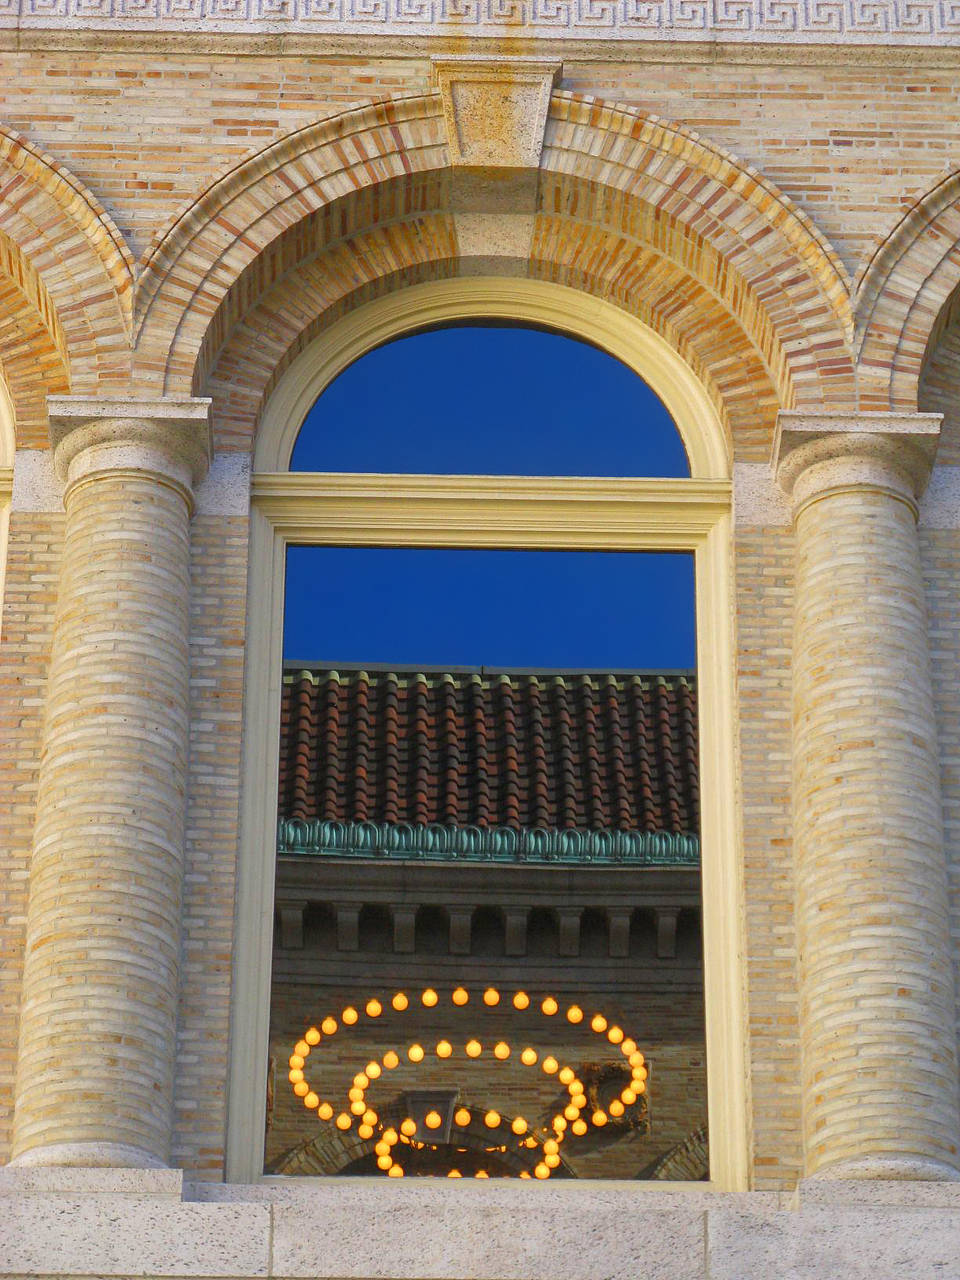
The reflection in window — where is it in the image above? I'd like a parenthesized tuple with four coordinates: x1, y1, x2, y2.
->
(267, 550, 707, 1181)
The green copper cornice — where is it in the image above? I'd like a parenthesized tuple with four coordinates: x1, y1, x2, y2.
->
(276, 819, 699, 866)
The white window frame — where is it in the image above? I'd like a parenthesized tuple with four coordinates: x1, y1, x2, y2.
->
(226, 278, 749, 1191)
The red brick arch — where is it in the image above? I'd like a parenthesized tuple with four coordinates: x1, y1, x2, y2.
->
(856, 169, 960, 412)
(137, 92, 855, 425)
(0, 126, 133, 406)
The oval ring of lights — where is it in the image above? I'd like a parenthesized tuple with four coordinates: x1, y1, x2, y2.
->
(287, 987, 648, 1178)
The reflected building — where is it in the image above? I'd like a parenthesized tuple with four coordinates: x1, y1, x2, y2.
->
(267, 665, 706, 1179)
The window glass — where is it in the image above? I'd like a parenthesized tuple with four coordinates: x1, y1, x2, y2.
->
(289, 326, 690, 478)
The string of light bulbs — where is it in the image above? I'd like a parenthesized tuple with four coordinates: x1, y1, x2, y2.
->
(287, 986, 649, 1179)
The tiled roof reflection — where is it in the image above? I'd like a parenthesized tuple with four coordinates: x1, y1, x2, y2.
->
(278, 667, 698, 834)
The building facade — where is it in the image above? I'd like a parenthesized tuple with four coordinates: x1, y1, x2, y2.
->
(2, 7, 960, 1275)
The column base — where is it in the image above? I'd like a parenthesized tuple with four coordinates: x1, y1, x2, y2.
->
(8, 1142, 168, 1169)
(808, 1154, 960, 1182)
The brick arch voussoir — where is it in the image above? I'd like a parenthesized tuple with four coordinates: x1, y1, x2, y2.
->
(543, 92, 854, 407)
(201, 216, 779, 466)
(134, 94, 449, 392)
(856, 170, 960, 411)
(0, 271, 69, 447)
(0, 125, 133, 390)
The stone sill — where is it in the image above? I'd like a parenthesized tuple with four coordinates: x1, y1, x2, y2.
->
(2, 1170, 960, 1278)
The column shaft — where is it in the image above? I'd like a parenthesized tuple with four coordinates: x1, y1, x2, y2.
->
(12, 400, 208, 1168)
(779, 414, 960, 1180)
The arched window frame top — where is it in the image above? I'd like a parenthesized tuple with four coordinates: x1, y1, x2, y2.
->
(254, 279, 730, 480)
(232, 277, 747, 1192)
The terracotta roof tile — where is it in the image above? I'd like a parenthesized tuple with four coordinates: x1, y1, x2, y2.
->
(278, 668, 699, 834)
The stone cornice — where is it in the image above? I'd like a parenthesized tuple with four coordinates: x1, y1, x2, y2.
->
(773, 411, 942, 514)
(2, 1, 960, 47)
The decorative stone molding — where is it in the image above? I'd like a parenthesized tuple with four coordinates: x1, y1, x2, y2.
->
(7, 2, 960, 46)
(48, 396, 213, 494)
(774, 410, 942, 514)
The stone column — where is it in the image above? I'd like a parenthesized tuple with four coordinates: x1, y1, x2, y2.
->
(775, 411, 960, 1181)
(11, 397, 210, 1169)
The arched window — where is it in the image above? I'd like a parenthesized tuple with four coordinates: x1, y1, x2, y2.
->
(230, 279, 745, 1191)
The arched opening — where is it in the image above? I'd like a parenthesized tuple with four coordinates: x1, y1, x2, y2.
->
(231, 277, 745, 1191)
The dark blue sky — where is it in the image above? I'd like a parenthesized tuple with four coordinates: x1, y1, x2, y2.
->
(284, 327, 695, 669)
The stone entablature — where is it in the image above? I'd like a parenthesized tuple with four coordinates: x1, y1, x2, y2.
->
(3, 0, 959, 45)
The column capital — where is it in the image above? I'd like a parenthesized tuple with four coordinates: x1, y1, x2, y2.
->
(773, 411, 941, 514)
(47, 396, 212, 492)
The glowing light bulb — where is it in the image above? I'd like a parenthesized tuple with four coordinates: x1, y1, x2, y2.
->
(541, 997, 558, 1016)
(609, 1099, 625, 1117)
(572, 1119, 588, 1136)
(621, 1038, 637, 1057)
(629, 1051, 645, 1068)
(534, 1163, 550, 1180)
(424, 1110, 443, 1130)
(366, 998, 382, 1018)
(632, 1066, 647, 1082)
(392, 992, 409, 1012)
(358, 1123, 374, 1140)
(543, 1139, 559, 1156)
(321, 1017, 337, 1036)
(635, 1081, 647, 1095)
(422, 988, 438, 1007)
(553, 1116, 567, 1133)
(377, 1154, 393, 1171)
(558, 1067, 575, 1085)
(545, 1153, 560, 1169)
(436, 1040, 452, 1059)
(475, 1171, 489, 1179)
(363, 1109, 378, 1126)
(484, 1111, 501, 1129)
(590, 1014, 607, 1034)
(408, 1044, 425, 1063)
(348, 1087, 364, 1103)
(387, 1165, 403, 1178)
(452, 987, 469, 1006)
(465, 1039, 482, 1058)
(621, 1088, 637, 1105)
(353, 1073, 369, 1089)
(511, 1116, 528, 1135)
(568, 1080, 583, 1096)
(520, 1047, 538, 1066)
(571, 1093, 587, 1110)
(383, 1128, 398, 1145)
(295, 1039, 310, 1057)
(592, 1110, 608, 1127)
(607, 1026, 624, 1045)
(351, 1100, 366, 1116)
(289, 1054, 304, 1070)
(564, 1104, 579, 1122)
(375, 1141, 391, 1157)
(483, 987, 500, 1007)
(288, 1069, 304, 1084)
(542, 1056, 559, 1074)
(366, 1062, 382, 1080)
(454, 1108, 471, 1127)
(448, 1170, 462, 1178)
(520, 1171, 532, 1180)
(305, 1027, 321, 1045)
(383, 1051, 400, 1070)
(400, 1118, 417, 1137)
(342, 1007, 359, 1025)
(318, 1102, 334, 1121)
(304, 1091, 319, 1109)
(566, 1005, 583, 1024)
(493, 1041, 510, 1060)
(335, 1113, 351, 1130)
(293, 1081, 309, 1098)
(513, 991, 530, 1010)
